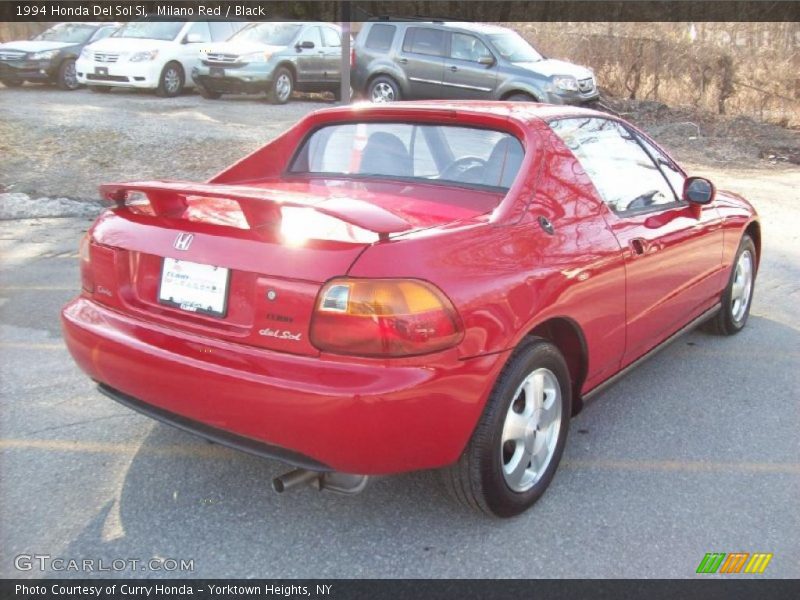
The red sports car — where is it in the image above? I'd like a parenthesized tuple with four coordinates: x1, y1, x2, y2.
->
(62, 101, 759, 517)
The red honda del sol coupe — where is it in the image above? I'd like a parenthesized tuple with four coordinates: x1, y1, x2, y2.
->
(62, 101, 760, 517)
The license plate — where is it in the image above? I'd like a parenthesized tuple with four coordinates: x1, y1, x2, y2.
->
(95, 66, 108, 76)
(158, 258, 230, 318)
(209, 67, 224, 77)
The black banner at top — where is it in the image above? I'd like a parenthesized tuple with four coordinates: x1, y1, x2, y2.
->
(1, 0, 799, 22)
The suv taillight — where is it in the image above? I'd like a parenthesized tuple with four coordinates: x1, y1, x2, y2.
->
(79, 234, 94, 293)
(310, 278, 463, 357)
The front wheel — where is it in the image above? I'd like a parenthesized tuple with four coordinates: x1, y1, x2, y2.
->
(702, 234, 757, 335)
(56, 58, 80, 90)
(267, 67, 293, 104)
(156, 62, 184, 98)
(442, 337, 571, 517)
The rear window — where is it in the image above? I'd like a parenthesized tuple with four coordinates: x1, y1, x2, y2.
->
(365, 24, 395, 51)
(289, 123, 524, 190)
(402, 27, 445, 57)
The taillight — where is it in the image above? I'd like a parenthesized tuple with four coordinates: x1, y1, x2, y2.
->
(350, 47, 356, 68)
(310, 278, 463, 357)
(79, 233, 94, 293)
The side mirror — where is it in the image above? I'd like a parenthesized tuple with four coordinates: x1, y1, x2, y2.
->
(477, 55, 495, 66)
(184, 33, 204, 44)
(683, 176, 715, 205)
(296, 40, 315, 50)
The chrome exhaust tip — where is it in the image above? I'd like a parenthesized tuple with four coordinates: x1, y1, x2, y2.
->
(272, 469, 369, 495)
(272, 469, 321, 493)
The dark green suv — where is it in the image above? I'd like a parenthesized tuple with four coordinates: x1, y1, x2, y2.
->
(0, 22, 117, 90)
(352, 20, 598, 105)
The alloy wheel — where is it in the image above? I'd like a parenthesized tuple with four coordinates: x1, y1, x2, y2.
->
(371, 82, 395, 103)
(500, 367, 563, 492)
(731, 249, 754, 322)
(276, 73, 292, 102)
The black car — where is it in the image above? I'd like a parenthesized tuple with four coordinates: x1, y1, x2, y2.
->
(0, 22, 118, 90)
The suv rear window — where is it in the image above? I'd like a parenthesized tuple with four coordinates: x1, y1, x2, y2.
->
(365, 24, 396, 51)
(290, 123, 524, 190)
(402, 27, 445, 57)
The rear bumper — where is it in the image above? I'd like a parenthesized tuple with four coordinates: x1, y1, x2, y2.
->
(61, 297, 506, 474)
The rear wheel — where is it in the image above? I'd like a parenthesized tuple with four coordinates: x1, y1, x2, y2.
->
(442, 337, 571, 517)
(267, 67, 293, 104)
(156, 62, 184, 98)
(56, 58, 80, 90)
(368, 76, 400, 103)
(702, 234, 757, 335)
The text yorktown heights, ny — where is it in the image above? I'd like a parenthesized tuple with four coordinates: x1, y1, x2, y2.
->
(16, 584, 335, 597)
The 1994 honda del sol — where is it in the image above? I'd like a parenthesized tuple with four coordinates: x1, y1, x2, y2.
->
(61, 101, 760, 517)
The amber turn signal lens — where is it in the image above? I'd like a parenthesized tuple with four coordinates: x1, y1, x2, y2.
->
(311, 278, 463, 357)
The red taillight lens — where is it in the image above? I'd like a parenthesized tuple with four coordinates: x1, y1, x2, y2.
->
(79, 234, 94, 293)
(350, 47, 356, 68)
(310, 278, 463, 357)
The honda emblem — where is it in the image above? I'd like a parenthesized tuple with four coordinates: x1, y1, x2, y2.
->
(174, 232, 194, 251)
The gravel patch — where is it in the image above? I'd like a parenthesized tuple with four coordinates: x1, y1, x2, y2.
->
(0, 192, 102, 220)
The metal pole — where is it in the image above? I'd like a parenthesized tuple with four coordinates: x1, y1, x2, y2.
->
(340, 1, 351, 103)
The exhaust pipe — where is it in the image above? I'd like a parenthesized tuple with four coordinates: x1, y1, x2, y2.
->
(272, 469, 369, 495)
(272, 469, 321, 493)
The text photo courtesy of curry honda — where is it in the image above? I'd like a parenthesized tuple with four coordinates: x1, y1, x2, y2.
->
(0, 0, 799, 587)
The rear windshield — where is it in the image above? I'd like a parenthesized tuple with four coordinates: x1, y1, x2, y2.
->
(231, 23, 301, 46)
(289, 123, 524, 190)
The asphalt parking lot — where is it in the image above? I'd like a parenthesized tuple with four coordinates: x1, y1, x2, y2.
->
(0, 87, 798, 578)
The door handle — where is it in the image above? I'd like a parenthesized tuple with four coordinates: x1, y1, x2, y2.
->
(629, 237, 649, 257)
(449, 65, 458, 72)
(398, 58, 408, 64)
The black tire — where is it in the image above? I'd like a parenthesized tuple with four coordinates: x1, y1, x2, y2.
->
(156, 62, 184, 98)
(88, 85, 111, 93)
(0, 77, 23, 88)
(507, 93, 537, 102)
(56, 58, 80, 90)
(367, 75, 400, 103)
(702, 234, 757, 336)
(266, 67, 293, 104)
(198, 85, 222, 100)
(442, 337, 571, 517)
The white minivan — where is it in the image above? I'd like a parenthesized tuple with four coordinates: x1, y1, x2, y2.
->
(76, 21, 245, 97)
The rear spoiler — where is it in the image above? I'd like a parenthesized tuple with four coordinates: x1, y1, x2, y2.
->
(99, 180, 413, 240)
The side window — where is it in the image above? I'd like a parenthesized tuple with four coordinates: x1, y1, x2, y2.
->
(300, 26, 323, 49)
(209, 22, 235, 42)
(365, 24, 396, 51)
(185, 22, 211, 43)
(402, 27, 445, 57)
(450, 33, 493, 63)
(638, 136, 685, 200)
(550, 118, 679, 215)
(322, 27, 341, 48)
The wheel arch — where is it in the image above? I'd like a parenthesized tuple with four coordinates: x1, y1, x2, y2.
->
(500, 89, 541, 102)
(744, 220, 761, 268)
(526, 316, 588, 416)
(274, 60, 297, 83)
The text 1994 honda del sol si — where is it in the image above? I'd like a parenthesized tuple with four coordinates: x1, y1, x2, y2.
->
(61, 101, 760, 517)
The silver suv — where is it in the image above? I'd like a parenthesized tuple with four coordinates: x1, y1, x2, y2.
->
(352, 21, 598, 105)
